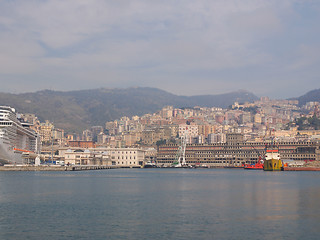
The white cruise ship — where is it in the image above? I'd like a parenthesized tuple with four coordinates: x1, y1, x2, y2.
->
(0, 106, 40, 164)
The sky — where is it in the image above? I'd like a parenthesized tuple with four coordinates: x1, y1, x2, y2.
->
(0, 0, 319, 99)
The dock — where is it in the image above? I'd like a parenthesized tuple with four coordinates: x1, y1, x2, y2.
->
(284, 166, 320, 171)
(0, 165, 120, 171)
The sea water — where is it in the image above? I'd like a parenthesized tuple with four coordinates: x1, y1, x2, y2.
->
(0, 169, 320, 240)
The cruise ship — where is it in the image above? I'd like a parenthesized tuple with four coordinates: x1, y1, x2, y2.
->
(0, 106, 40, 164)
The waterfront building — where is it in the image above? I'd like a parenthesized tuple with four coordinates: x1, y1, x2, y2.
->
(63, 148, 110, 165)
(157, 133, 320, 167)
(58, 147, 145, 167)
(94, 147, 145, 167)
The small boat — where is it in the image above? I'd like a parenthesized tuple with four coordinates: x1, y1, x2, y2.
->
(170, 161, 189, 168)
(244, 157, 264, 170)
(144, 161, 157, 168)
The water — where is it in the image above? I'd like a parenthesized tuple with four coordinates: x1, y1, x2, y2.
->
(0, 169, 320, 240)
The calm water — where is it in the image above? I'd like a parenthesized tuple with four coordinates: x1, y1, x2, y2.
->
(0, 169, 320, 240)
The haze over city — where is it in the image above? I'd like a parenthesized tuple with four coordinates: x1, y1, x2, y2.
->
(0, 0, 319, 98)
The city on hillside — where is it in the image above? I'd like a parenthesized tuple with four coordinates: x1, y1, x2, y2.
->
(6, 96, 318, 167)
(22, 97, 319, 147)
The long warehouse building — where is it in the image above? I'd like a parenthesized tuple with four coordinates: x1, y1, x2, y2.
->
(157, 133, 320, 167)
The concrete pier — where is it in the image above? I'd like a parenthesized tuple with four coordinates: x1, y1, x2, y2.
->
(0, 165, 120, 171)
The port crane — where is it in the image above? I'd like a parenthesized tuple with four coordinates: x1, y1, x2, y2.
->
(172, 129, 188, 167)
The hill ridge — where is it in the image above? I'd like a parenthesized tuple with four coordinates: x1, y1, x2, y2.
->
(0, 87, 259, 132)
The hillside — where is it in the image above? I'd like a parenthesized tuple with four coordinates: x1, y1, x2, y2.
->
(294, 88, 320, 106)
(0, 87, 258, 132)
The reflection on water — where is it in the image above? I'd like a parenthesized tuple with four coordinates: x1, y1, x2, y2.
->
(0, 169, 320, 240)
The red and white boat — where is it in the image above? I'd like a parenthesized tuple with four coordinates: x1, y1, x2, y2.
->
(244, 157, 264, 170)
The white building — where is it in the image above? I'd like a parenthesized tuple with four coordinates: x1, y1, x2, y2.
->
(62, 148, 111, 166)
(91, 147, 145, 168)
(59, 147, 145, 167)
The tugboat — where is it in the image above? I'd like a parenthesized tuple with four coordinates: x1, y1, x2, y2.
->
(244, 156, 264, 170)
(263, 142, 283, 171)
(144, 160, 157, 168)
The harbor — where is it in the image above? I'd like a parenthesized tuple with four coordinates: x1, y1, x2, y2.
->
(1, 105, 320, 171)
(1, 168, 320, 240)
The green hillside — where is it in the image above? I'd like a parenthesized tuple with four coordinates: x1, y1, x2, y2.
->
(0, 87, 258, 133)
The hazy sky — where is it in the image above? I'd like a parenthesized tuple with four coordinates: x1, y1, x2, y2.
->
(0, 0, 319, 98)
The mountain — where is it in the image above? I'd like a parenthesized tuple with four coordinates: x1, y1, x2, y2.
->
(294, 89, 320, 106)
(188, 90, 258, 108)
(0, 87, 258, 132)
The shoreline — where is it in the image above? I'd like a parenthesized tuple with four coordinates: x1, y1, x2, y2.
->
(0, 165, 120, 171)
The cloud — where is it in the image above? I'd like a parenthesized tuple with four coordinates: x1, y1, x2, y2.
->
(287, 45, 320, 70)
(0, 32, 44, 74)
(0, 0, 319, 98)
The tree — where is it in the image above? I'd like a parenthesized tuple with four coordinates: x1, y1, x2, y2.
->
(156, 139, 166, 147)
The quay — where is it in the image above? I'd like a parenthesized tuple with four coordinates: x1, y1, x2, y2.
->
(284, 166, 320, 171)
(0, 165, 120, 171)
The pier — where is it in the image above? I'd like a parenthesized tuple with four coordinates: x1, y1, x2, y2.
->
(0, 165, 120, 171)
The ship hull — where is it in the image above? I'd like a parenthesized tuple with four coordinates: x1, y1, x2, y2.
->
(244, 165, 263, 170)
(244, 161, 264, 170)
(263, 159, 283, 171)
(144, 164, 157, 168)
(0, 140, 24, 164)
